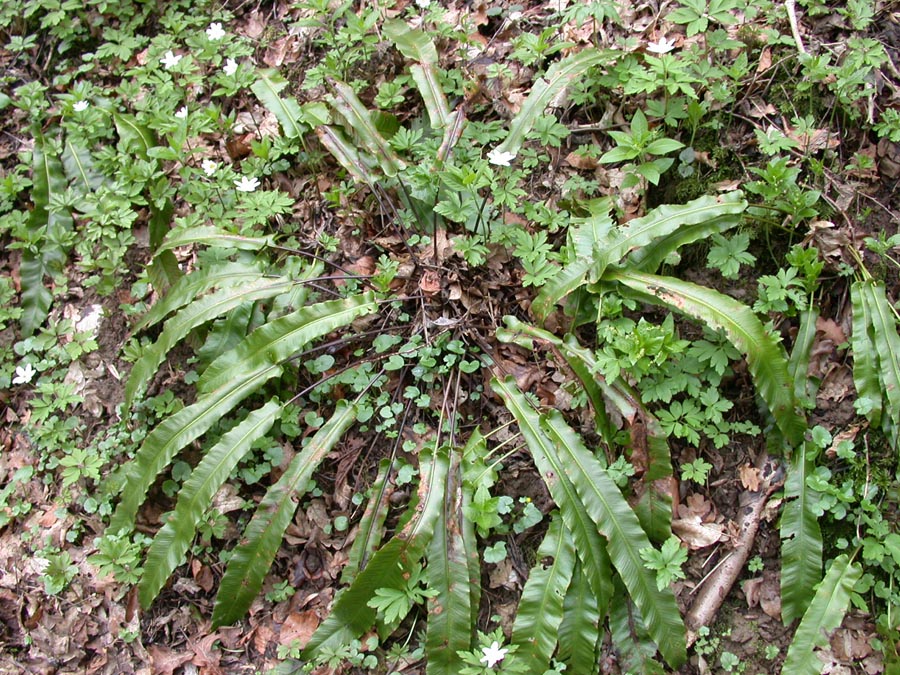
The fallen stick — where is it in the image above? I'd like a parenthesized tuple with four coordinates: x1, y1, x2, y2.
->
(684, 455, 784, 646)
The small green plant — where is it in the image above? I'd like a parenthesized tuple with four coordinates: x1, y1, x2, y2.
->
(641, 536, 689, 590)
(681, 457, 713, 484)
(598, 109, 685, 188)
(719, 650, 743, 673)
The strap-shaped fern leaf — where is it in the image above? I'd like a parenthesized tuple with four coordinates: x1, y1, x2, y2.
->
(111, 293, 377, 533)
(21, 131, 73, 336)
(593, 192, 747, 283)
(851, 282, 883, 428)
(494, 49, 611, 159)
(62, 140, 106, 193)
(197, 291, 377, 395)
(781, 554, 861, 675)
(539, 410, 686, 668)
(382, 20, 450, 130)
(789, 309, 820, 408)
(556, 562, 602, 673)
(341, 458, 393, 585)
(315, 126, 378, 187)
(140, 400, 282, 608)
(303, 446, 449, 656)
(212, 401, 357, 626)
(858, 281, 900, 447)
(780, 441, 823, 625)
(530, 210, 615, 321)
(460, 431, 484, 626)
(328, 81, 405, 177)
(511, 512, 575, 669)
(154, 225, 275, 254)
(492, 377, 614, 613)
(608, 269, 806, 446)
(628, 215, 742, 273)
(425, 448, 472, 675)
(608, 579, 666, 675)
(134, 261, 265, 332)
(496, 320, 673, 542)
(250, 69, 305, 138)
(125, 276, 294, 408)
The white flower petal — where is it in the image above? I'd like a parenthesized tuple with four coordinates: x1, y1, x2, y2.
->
(235, 176, 260, 192)
(175, 106, 188, 119)
(646, 36, 676, 54)
(479, 641, 509, 668)
(487, 148, 516, 167)
(12, 363, 36, 385)
(72, 100, 89, 112)
(223, 57, 239, 77)
(201, 159, 218, 176)
(161, 50, 183, 70)
(206, 22, 226, 41)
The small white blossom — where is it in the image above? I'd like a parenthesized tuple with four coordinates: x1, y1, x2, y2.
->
(480, 641, 509, 669)
(72, 100, 89, 112)
(161, 50, 183, 70)
(223, 57, 239, 76)
(414, 0, 430, 7)
(201, 159, 218, 176)
(12, 363, 36, 385)
(487, 148, 516, 167)
(235, 176, 260, 192)
(646, 36, 676, 54)
(206, 22, 226, 41)
(175, 106, 188, 119)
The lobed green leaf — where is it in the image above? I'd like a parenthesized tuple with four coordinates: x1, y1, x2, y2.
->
(608, 269, 806, 445)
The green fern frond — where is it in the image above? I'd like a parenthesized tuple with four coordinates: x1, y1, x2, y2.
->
(511, 512, 575, 668)
(782, 554, 861, 675)
(111, 292, 377, 534)
(303, 445, 449, 657)
(212, 401, 357, 626)
(608, 269, 806, 445)
(780, 441, 823, 625)
(140, 400, 282, 608)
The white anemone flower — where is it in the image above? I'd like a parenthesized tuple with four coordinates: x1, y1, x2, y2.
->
(647, 36, 677, 54)
(161, 50, 183, 69)
(480, 641, 509, 669)
(12, 363, 36, 385)
(487, 148, 516, 167)
(235, 176, 260, 192)
(201, 159, 218, 176)
(72, 100, 89, 112)
(206, 22, 226, 41)
(175, 106, 188, 119)
(223, 58, 239, 76)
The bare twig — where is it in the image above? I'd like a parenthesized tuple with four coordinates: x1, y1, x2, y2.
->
(785, 0, 807, 55)
(684, 454, 785, 645)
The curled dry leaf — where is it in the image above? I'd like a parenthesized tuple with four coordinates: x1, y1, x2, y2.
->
(672, 514, 727, 549)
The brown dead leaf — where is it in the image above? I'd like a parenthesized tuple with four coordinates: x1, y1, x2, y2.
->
(279, 610, 320, 648)
(786, 125, 840, 153)
(742, 98, 778, 118)
(419, 270, 441, 296)
(487, 558, 521, 590)
(564, 150, 600, 170)
(756, 47, 772, 73)
(741, 576, 763, 608)
(263, 35, 300, 68)
(239, 10, 267, 39)
(189, 631, 223, 674)
(672, 515, 726, 549)
(739, 464, 760, 491)
(148, 645, 192, 675)
(816, 317, 847, 346)
(191, 560, 215, 593)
